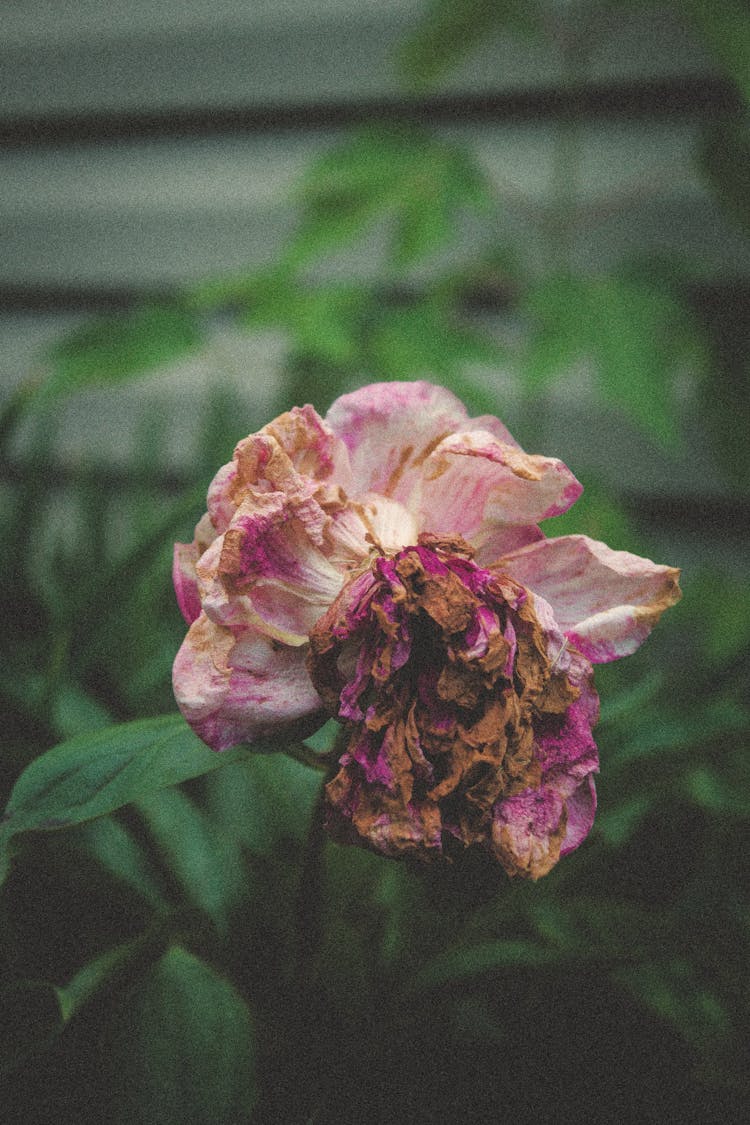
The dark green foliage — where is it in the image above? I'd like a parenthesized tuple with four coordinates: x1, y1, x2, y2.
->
(103, 946, 257, 1125)
(684, 0, 750, 106)
(700, 118, 750, 236)
(0, 715, 257, 886)
(1, 1, 749, 1121)
(44, 303, 203, 398)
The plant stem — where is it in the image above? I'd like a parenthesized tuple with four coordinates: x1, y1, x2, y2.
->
(282, 741, 335, 772)
(293, 726, 346, 987)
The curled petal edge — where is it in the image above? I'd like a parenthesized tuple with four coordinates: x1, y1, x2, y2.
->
(173, 613, 324, 751)
(173, 542, 202, 625)
(498, 534, 681, 663)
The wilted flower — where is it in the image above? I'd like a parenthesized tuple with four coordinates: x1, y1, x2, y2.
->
(173, 382, 680, 878)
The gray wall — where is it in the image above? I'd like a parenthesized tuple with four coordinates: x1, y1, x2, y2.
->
(1, 0, 745, 559)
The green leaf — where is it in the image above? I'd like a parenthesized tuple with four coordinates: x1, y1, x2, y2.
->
(1, 937, 162, 1078)
(527, 896, 670, 959)
(78, 815, 166, 908)
(702, 573, 750, 667)
(234, 270, 368, 367)
(597, 671, 663, 728)
(607, 699, 749, 771)
(206, 751, 322, 858)
(395, 192, 453, 268)
(52, 683, 114, 740)
(136, 787, 248, 932)
(614, 959, 731, 1050)
(288, 126, 493, 269)
(74, 484, 204, 673)
(281, 286, 369, 367)
(596, 794, 654, 846)
(399, 0, 541, 89)
(521, 276, 586, 390)
(411, 938, 566, 991)
(520, 275, 705, 447)
(44, 304, 203, 397)
(369, 298, 501, 386)
(107, 945, 256, 1125)
(58, 939, 157, 1022)
(689, 274, 750, 489)
(683, 765, 750, 818)
(0, 714, 251, 885)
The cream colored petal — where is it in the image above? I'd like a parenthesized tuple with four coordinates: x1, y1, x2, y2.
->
(172, 613, 323, 751)
(499, 534, 681, 663)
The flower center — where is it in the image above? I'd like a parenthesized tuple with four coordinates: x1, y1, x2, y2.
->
(307, 533, 580, 861)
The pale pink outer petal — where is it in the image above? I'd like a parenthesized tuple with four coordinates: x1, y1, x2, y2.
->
(560, 775, 597, 855)
(325, 381, 473, 502)
(492, 787, 566, 875)
(357, 494, 419, 555)
(173, 613, 324, 751)
(419, 429, 582, 552)
(203, 404, 354, 539)
(207, 461, 240, 534)
(471, 524, 545, 565)
(234, 405, 354, 496)
(497, 534, 681, 663)
(214, 488, 365, 643)
(173, 542, 202, 625)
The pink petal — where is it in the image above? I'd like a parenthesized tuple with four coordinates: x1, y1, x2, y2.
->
(206, 461, 240, 534)
(234, 405, 353, 496)
(471, 523, 545, 565)
(173, 542, 202, 625)
(192, 509, 342, 648)
(560, 775, 597, 856)
(172, 613, 324, 751)
(225, 492, 342, 592)
(419, 430, 582, 553)
(264, 403, 353, 487)
(492, 787, 567, 878)
(204, 405, 353, 538)
(355, 494, 418, 555)
(499, 535, 681, 663)
(325, 381, 473, 502)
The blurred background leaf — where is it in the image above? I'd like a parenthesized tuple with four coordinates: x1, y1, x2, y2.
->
(399, 0, 542, 89)
(519, 273, 704, 447)
(287, 124, 494, 269)
(43, 303, 203, 399)
(699, 118, 750, 236)
(684, 0, 750, 105)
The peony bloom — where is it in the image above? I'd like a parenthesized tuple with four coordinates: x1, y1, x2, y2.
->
(173, 381, 680, 878)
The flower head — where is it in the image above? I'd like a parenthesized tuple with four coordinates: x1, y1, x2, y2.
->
(173, 382, 680, 877)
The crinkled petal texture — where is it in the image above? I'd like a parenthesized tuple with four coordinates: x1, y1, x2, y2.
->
(308, 537, 600, 877)
(173, 381, 681, 874)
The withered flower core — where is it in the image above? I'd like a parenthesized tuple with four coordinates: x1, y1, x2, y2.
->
(174, 384, 682, 874)
(308, 533, 592, 878)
